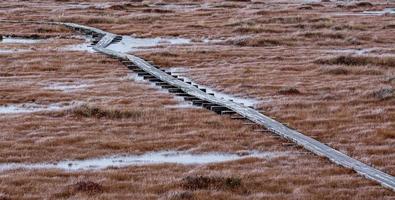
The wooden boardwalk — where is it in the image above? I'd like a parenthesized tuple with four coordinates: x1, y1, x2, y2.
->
(2, 20, 395, 192)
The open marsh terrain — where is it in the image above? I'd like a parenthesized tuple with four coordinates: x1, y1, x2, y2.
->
(0, 0, 394, 199)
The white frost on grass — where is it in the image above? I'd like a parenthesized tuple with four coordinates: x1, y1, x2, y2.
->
(0, 151, 287, 172)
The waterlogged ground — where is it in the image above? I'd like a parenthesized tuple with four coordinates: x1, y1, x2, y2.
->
(0, 102, 81, 114)
(1, 37, 43, 44)
(0, 151, 286, 172)
(0, 0, 394, 199)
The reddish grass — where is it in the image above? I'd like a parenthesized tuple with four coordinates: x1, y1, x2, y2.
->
(0, 0, 394, 199)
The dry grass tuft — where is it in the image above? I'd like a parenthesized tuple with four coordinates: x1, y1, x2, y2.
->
(34, 26, 69, 34)
(300, 31, 345, 39)
(322, 66, 349, 75)
(278, 87, 301, 95)
(109, 3, 143, 10)
(384, 24, 395, 29)
(142, 8, 174, 13)
(387, 76, 395, 84)
(168, 191, 195, 200)
(266, 16, 303, 24)
(0, 194, 11, 200)
(233, 25, 286, 34)
(86, 16, 117, 24)
(71, 105, 143, 119)
(373, 88, 394, 100)
(181, 176, 242, 191)
(376, 129, 395, 139)
(68, 181, 103, 195)
(298, 5, 313, 10)
(226, 0, 251, 2)
(315, 56, 395, 67)
(227, 36, 290, 47)
(353, 2, 374, 7)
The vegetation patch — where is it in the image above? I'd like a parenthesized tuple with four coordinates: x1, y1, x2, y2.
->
(68, 181, 103, 195)
(353, 2, 373, 7)
(376, 129, 395, 139)
(227, 36, 291, 47)
(384, 24, 395, 29)
(142, 8, 174, 13)
(71, 105, 143, 119)
(315, 56, 395, 67)
(0, 194, 11, 200)
(168, 191, 195, 200)
(278, 87, 301, 95)
(299, 31, 345, 39)
(181, 175, 242, 191)
(372, 88, 394, 100)
(233, 25, 286, 34)
(321, 66, 349, 75)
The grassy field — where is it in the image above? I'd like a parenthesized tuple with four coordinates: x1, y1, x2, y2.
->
(0, 0, 394, 199)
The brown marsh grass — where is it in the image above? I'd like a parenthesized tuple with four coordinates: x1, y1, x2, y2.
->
(316, 55, 395, 67)
(0, 0, 394, 199)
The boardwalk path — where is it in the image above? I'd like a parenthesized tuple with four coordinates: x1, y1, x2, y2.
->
(2, 20, 395, 191)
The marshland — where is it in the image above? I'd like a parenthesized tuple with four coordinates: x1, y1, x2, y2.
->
(0, 0, 394, 199)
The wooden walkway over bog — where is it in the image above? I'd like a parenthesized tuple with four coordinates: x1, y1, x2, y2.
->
(2, 20, 394, 192)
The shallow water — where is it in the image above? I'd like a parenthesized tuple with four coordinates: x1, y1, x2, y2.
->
(363, 8, 395, 16)
(324, 48, 373, 55)
(1, 37, 42, 44)
(0, 151, 285, 172)
(332, 8, 395, 16)
(0, 102, 80, 114)
(324, 48, 395, 57)
(107, 36, 191, 53)
(0, 48, 30, 54)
